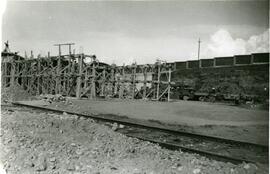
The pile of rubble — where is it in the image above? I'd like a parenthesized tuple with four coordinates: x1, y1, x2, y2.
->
(39, 94, 71, 104)
(1, 84, 33, 103)
(1, 107, 268, 174)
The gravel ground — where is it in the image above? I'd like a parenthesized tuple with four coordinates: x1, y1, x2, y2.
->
(0, 107, 268, 174)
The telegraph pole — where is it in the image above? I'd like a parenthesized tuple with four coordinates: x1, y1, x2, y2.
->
(54, 43, 75, 55)
(198, 38, 201, 68)
(53, 43, 75, 94)
(198, 38, 201, 60)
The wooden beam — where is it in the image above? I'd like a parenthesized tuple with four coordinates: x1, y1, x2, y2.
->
(10, 58, 15, 87)
(167, 66, 171, 102)
(90, 61, 96, 99)
(76, 54, 83, 99)
(156, 64, 161, 100)
(143, 67, 147, 99)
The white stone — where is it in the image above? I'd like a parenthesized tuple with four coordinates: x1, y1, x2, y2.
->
(193, 168, 201, 174)
(243, 164, 250, 169)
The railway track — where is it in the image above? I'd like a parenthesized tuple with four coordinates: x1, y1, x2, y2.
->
(8, 102, 269, 164)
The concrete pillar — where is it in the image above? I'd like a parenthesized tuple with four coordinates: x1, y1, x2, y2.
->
(233, 56, 236, 66)
(213, 58, 216, 67)
(250, 54, 254, 64)
(186, 61, 189, 69)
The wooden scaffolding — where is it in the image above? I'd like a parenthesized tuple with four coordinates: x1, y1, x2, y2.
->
(1, 43, 174, 101)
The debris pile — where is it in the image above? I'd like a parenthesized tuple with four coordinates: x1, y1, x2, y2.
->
(39, 94, 68, 103)
(1, 108, 268, 174)
(1, 84, 33, 103)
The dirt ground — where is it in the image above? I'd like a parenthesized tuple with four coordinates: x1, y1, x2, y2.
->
(61, 99, 268, 126)
(18, 98, 268, 145)
(1, 106, 268, 174)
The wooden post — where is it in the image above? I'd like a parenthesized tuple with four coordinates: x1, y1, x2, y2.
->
(111, 68, 115, 96)
(56, 46, 61, 94)
(30, 51, 33, 59)
(168, 66, 171, 102)
(119, 67, 124, 99)
(114, 74, 118, 95)
(101, 69, 106, 96)
(143, 67, 147, 99)
(131, 66, 136, 99)
(49, 59, 54, 94)
(67, 50, 72, 95)
(90, 60, 96, 99)
(37, 58, 41, 95)
(1, 62, 4, 87)
(156, 64, 160, 100)
(28, 61, 33, 94)
(10, 59, 15, 87)
(76, 54, 83, 99)
(21, 63, 25, 90)
(84, 68, 88, 94)
(24, 62, 28, 91)
(15, 61, 19, 85)
(2, 62, 7, 87)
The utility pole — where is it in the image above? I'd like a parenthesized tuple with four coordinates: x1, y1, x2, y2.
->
(198, 38, 201, 68)
(53, 43, 75, 94)
(54, 43, 75, 55)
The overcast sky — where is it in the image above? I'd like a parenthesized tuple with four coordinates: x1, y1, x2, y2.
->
(2, 1, 269, 65)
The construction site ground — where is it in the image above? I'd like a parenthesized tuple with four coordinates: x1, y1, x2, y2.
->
(15, 98, 269, 145)
(1, 105, 268, 174)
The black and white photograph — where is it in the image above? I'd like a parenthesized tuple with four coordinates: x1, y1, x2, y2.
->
(0, 0, 269, 173)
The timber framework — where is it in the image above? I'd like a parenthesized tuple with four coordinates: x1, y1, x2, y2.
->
(1, 42, 174, 101)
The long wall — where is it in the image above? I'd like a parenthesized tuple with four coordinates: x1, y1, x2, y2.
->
(173, 53, 269, 70)
(171, 53, 269, 99)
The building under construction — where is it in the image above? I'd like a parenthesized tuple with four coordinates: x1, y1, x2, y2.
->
(1, 42, 269, 103)
(1, 42, 173, 101)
